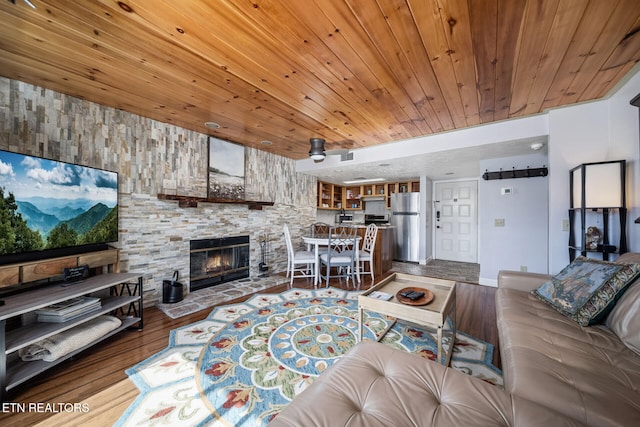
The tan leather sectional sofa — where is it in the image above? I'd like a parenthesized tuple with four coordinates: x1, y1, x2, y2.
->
(496, 251, 640, 427)
(270, 253, 640, 427)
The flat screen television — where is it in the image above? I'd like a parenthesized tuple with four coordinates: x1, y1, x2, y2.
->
(0, 149, 118, 266)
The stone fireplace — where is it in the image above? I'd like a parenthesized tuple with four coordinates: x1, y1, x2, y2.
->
(190, 236, 250, 291)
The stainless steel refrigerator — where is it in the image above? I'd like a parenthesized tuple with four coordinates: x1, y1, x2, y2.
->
(391, 192, 420, 262)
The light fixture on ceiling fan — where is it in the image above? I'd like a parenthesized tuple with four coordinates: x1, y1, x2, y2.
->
(309, 138, 326, 161)
(308, 138, 353, 162)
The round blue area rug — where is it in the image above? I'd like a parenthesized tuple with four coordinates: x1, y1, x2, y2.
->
(116, 287, 502, 427)
(196, 295, 383, 424)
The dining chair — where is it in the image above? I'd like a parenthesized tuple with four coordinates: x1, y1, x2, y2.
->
(283, 224, 317, 287)
(309, 222, 331, 255)
(358, 223, 378, 283)
(319, 226, 358, 287)
(310, 222, 331, 236)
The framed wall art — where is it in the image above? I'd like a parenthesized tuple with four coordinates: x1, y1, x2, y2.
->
(207, 137, 245, 200)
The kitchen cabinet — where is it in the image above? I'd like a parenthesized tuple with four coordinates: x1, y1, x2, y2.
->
(345, 186, 362, 210)
(388, 181, 419, 194)
(318, 180, 418, 210)
(386, 181, 419, 208)
(361, 183, 387, 197)
(318, 181, 343, 209)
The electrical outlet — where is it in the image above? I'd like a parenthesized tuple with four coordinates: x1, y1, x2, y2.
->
(520, 266, 528, 272)
(495, 218, 505, 227)
(562, 219, 570, 231)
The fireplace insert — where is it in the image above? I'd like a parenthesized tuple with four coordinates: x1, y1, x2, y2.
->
(190, 236, 250, 291)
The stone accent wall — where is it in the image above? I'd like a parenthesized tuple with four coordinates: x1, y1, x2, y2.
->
(0, 78, 317, 305)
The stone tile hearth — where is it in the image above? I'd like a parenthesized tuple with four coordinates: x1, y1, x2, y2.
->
(156, 275, 288, 319)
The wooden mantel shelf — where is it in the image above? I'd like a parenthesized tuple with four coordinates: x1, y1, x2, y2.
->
(157, 193, 274, 210)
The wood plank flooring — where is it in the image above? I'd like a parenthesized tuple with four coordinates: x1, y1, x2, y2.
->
(0, 272, 499, 427)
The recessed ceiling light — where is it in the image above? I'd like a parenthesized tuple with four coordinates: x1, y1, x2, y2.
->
(260, 140, 272, 145)
(204, 121, 220, 129)
(530, 142, 544, 151)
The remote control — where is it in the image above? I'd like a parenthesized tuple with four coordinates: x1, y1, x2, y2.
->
(400, 290, 413, 298)
(409, 291, 425, 300)
(400, 290, 424, 300)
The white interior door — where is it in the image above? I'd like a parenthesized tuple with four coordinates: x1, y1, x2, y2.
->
(434, 180, 478, 263)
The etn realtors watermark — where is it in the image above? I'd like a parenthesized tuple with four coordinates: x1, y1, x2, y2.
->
(2, 402, 90, 413)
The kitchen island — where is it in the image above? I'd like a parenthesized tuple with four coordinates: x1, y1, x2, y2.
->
(352, 224, 394, 278)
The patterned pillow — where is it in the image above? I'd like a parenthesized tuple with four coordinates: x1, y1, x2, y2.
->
(532, 256, 640, 326)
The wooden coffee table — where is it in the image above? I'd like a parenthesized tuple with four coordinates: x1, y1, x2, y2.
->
(358, 272, 456, 366)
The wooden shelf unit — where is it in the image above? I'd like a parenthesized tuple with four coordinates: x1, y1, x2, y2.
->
(0, 249, 143, 401)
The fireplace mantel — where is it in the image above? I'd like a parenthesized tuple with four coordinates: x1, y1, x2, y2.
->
(157, 193, 274, 210)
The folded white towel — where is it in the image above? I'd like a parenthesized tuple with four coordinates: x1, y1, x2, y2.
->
(19, 315, 122, 362)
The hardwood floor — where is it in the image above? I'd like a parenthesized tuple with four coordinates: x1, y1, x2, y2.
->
(0, 273, 499, 426)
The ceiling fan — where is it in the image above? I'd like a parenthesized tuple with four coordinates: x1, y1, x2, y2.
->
(308, 138, 354, 162)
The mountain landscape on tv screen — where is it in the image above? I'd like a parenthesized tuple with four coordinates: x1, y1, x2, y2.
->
(0, 191, 118, 255)
(16, 198, 116, 239)
(0, 150, 118, 256)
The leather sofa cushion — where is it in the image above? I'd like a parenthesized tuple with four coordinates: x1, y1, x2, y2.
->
(609, 252, 640, 353)
(606, 278, 640, 355)
(497, 287, 640, 427)
(269, 340, 584, 427)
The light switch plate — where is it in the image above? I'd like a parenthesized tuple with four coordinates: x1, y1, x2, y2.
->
(495, 218, 505, 227)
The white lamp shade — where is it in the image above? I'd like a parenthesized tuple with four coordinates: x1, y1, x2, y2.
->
(572, 162, 624, 208)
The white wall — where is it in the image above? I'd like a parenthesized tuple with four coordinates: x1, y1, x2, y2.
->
(548, 68, 640, 273)
(609, 70, 640, 257)
(478, 153, 549, 285)
(419, 176, 433, 263)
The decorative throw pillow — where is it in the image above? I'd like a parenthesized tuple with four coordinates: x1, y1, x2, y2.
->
(532, 256, 640, 326)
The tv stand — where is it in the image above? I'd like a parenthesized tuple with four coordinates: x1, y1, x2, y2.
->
(0, 249, 143, 401)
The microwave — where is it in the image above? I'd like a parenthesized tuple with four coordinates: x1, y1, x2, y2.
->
(335, 213, 354, 223)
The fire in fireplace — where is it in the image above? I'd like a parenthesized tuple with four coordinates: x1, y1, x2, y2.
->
(190, 236, 250, 291)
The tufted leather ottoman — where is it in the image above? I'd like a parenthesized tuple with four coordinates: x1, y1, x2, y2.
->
(269, 340, 583, 427)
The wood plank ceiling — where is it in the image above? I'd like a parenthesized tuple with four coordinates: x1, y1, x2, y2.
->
(1, 0, 640, 159)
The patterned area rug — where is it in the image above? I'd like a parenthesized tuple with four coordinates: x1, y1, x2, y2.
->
(116, 288, 502, 426)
